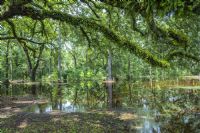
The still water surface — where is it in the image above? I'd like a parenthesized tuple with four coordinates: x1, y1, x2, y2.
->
(0, 81, 200, 132)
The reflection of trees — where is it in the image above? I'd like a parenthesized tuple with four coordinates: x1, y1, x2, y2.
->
(121, 85, 200, 133)
(145, 89, 200, 133)
(73, 86, 78, 106)
(160, 109, 200, 133)
(38, 104, 47, 113)
(107, 83, 112, 108)
(2, 81, 199, 132)
(31, 84, 37, 95)
(75, 81, 107, 108)
(50, 84, 64, 110)
(58, 85, 63, 110)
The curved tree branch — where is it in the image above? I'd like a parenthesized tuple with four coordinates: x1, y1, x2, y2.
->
(97, 0, 190, 48)
(80, 26, 91, 47)
(0, 5, 170, 67)
(83, 1, 100, 19)
(166, 50, 200, 62)
(0, 36, 46, 45)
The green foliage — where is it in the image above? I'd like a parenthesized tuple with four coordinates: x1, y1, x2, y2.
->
(0, 0, 199, 82)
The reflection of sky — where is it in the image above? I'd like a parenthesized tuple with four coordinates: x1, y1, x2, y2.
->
(57, 101, 78, 112)
(27, 101, 85, 113)
(137, 99, 161, 133)
(34, 106, 40, 113)
(60, 101, 85, 112)
(169, 96, 179, 102)
(27, 104, 53, 113)
(45, 105, 52, 113)
(140, 119, 161, 133)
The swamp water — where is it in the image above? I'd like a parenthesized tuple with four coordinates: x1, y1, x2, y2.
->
(0, 82, 200, 133)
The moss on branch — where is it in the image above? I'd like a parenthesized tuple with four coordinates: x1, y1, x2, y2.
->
(0, 5, 170, 67)
(167, 50, 200, 62)
(42, 10, 169, 67)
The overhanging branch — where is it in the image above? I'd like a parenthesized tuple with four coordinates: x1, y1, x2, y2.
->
(166, 50, 200, 62)
(0, 36, 46, 45)
(0, 4, 170, 67)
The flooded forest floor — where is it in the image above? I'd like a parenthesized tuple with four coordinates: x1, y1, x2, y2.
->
(0, 96, 137, 133)
(0, 80, 200, 133)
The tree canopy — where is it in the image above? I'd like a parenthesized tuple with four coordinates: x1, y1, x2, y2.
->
(0, 0, 199, 68)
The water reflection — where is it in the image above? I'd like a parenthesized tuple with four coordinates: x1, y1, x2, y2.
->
(26, 101, 85, 113)
(107, 82, 113, 109)
(139, 98, 161, 133)
(0, 81, 200, 132)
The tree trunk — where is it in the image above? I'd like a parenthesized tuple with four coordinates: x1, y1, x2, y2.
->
(31, 84, 37, 95)
(72, 54, 77, 68)
(58, 26, 62, 82)
(58, 85, 62, 110)
(5, 42, 9, 84)
(107, 48, 112, 108)
(74, 87, 78, 105)
(49, 47, 53, 74)
(127, 55, 132, 102)
(149, 66, 153, 88)
(4, 41, 10, 94)
(30, 70, 36, 82)
(108, 49, 112, 80)
(10, 44, 13, 80)
(127, 54, 131, 81)
(23, 44, 44, 83)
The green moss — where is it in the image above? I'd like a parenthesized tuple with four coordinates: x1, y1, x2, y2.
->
(23, 7, 170, 68)
(167, 50, 200, 62)
(167, 28, 189, 46)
